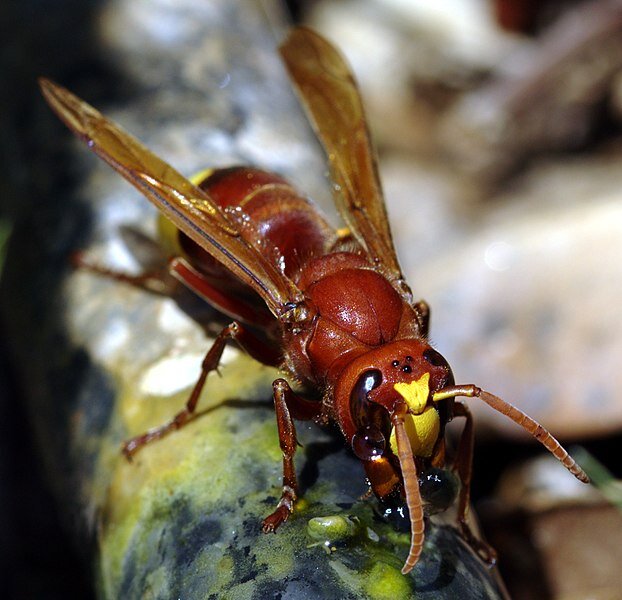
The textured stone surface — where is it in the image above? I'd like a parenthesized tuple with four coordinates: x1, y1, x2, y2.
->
(98, 373, 504, 598)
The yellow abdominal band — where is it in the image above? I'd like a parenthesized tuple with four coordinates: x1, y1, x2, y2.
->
(157, 168, 215, 255)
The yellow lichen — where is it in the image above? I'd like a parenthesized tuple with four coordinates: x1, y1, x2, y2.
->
(364, 561, 412, 599)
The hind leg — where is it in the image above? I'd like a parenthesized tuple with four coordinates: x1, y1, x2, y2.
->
(122, 321, 279, 459)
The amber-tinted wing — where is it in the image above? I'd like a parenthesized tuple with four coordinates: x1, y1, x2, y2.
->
(280, 27, 405, 286)
(39, 78, 301, 317)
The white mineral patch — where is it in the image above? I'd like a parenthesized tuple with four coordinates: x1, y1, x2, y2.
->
(139, 346, 240, 396)
(156, 299, 199, 336)
(91, 319, 131, 363)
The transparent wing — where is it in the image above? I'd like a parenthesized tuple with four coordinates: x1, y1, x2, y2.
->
(39, 78, 301, 317)
(280, 27, 405, 285)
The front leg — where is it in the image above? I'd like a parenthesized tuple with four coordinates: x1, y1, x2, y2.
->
(262, 379, 315, 533)
(452, 402, 497, 564)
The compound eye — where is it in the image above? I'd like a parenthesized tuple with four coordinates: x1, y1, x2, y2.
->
(350, 369, 383, 429)
(422, 348, 455, 387)
(422, 348, 449, 368)
(354, 369, 382, 395)
(352, 424, 386, 461)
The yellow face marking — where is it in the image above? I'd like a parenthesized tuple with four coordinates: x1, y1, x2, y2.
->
(393, 373, 430, 415)
(389, 408, 440, 458)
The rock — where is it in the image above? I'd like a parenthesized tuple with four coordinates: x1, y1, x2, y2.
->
(101, 384, 505, 598)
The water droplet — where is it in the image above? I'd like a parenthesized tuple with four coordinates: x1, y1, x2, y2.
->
(352, 425, 386, 461)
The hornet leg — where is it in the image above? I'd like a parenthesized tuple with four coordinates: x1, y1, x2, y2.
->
(262, 379, 320, 532)
(452, 402, 497, 564)
(122, 321, 278, 459)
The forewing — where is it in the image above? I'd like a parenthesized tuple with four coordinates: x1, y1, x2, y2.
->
(280, 27, 405, 285)
(39, 78, 301, 316)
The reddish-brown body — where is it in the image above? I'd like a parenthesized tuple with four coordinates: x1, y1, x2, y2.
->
(186, 166, 457, 510)
(187, 165, 420, 392)
(39, 26, 589, 576)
